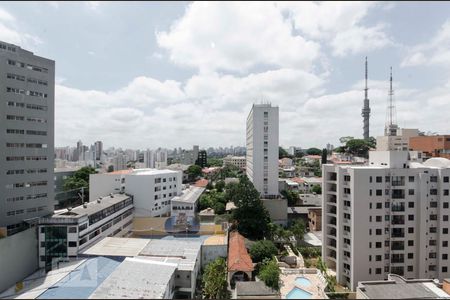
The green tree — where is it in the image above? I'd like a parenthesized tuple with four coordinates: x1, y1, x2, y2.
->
(215, 180, 225, 192)
(339, 136, 354, 144)
(63, 167, 97, 202)
(231, 176, 271, 240)
(311, 184, 322, 194)
(202, 257, 230, 299)
(107, 165, 114, 172)
(346, 139, 370, 157)
(187, 164, 202, 179)
(281, 190, 299, 206)
(279, 147, 289, 159)
(258, 258, 281, 290)
(207, 158, 223, 167)
(306, 148, 322, 155)
(213, 202, 226, 215)
(250, 240, 278, 263)
(290, 219, 306, 241)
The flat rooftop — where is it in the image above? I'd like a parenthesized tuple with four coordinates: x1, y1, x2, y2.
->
(81, 237, 149, 257)
(89, 257, 176, 299)
(203, 234, 227, 246)
(130, 168, 179, 176)
(171, 186, 205, 204)
(139, 239, 202, 271)
(358, 275, 450, 299)
(41, 193, 131, 221)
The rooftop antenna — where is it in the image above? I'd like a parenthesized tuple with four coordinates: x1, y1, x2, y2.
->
(361, 56, 371, 141)
(385, 67, 398, 136)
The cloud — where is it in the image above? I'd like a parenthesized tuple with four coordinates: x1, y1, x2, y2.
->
(401, 19, 450, 67)
(156, 2, 320, 73)
(0, 7, 42, 49)
(279, 1, 393, 56)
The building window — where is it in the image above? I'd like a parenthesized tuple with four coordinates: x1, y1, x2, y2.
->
(408, 189, 415, 195)
(408, 176, 415, 182)
(376, 190, 382, 196)
(444, 176, 449, 183)
(445, 202, 449, 209)
(443, 267, 448, 273)
(68, 241, 77, 247)
(445, 216, 449, 222)
(429, 265, 436, 271)
(444, 190, 449, 196)
(430, 176, 438, 183)
(443, 241, 448, 247)
(443, 228, 449, 234)
(408, 253, 413, 259)
(376, 255, 382, 261)
(430, 227, 437, 233)
(408, 215, 414, 221)
(376, 203, 382, 209)
(376, 176, 382, 183)
(376, 242, 382, 248)
(443, 254, 448, 260)
(407, 266, 413, 272)
(408, 202, 414, 208)
(408, 240, 414, 246)
(376, 268, 382, 274)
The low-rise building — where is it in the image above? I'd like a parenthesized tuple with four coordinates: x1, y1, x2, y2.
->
(357, 274, 450, 299)
(308, 207, 322, 232)
(228, 231, 254, 288)
(171, 185, 205, 219)
(235, 281, 280, 299)
(38, 193, 133, 270)
(223, 155, 246, 169)
(202, 234, 228, 268)
(410, 135, 450, 160)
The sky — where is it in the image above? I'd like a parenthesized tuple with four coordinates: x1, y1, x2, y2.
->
(1, 1, 450, 150)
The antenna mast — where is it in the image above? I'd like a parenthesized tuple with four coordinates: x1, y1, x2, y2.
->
(385, 67, 398, 136)
(361, 56, 371, 140)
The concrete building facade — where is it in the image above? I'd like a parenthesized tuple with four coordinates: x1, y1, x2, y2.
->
(0, 41, 55, 236)
(223, 155, 246, 169)
(322, 151, 450, 291)
(246, 104, 279, 197)
(89, 168, 182, 217)
(410, 135, 450, 160)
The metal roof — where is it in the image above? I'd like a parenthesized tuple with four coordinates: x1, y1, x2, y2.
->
(138, 239, 202, 271)
(171, 186, 205, 204)
(89, 257, 176, 299)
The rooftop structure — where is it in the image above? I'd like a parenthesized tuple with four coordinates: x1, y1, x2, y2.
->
(90, 257, 177, 299)
(357, 274, 450, 299)
(235, 281, 280, 299)
(228, 231, 254, 273)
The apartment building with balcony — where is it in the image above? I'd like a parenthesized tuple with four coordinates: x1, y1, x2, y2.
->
(246, 104, 279, 197)
(322, 150, 450, 291)
(0, 41, 55, 236)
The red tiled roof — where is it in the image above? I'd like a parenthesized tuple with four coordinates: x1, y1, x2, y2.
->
(291, 177, 305, 184)
(305, 155, 321, 159)
(194, 179, 209, 188)
(227, 231, 254, 272)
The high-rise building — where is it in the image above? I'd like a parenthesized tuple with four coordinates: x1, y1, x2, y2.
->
(246, 103, 279, 197)
(322, 151, 450, 290)
(94, 141, 103, 161)
(0, 41, 55, 236)
(75, 140, 83, 161)
(195, 150, 207, 168)
(113, 153, 128, 171)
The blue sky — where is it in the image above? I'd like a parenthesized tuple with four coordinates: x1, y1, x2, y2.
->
(1, 1, 450, 149)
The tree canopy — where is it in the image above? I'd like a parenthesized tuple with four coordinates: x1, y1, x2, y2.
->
(311, 184, 322, 194)
(187, 164, 202, 179)
(207, 158, 223, 167)
(280, 190, 299, 206)
(215, 180, 225, 192)
(250, 240, 278, 263)
(290, 219, 306, 241)
(279, 147, 290, 159)
(258, 258, 281, 290)
(231, 176, 271, 240)
(202, 257, 230, 299)
(63, 166, 97, 191)
(306, 148, 322, 155)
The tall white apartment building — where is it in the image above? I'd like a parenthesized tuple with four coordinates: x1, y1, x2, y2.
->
(90, 168, 182, 217)
(112, 153, 128, 171)
(0, 41, 55, 236)
(322, 151, 450, 290)
(246, 104, 279, 197)
(144, 149, 168, 169)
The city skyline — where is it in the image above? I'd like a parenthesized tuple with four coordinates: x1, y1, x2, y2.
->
(0, 2, 450, 149)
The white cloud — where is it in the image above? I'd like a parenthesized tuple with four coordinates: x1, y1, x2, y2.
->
(156, 2, 320, 73)
(86, 1, 102, 10)
(0, 7, 42, 49)
(401, 20, 450, 67)
(279, 1, 393, 56)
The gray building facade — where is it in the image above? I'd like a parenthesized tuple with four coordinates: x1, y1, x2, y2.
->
(0, 41, 55, 236)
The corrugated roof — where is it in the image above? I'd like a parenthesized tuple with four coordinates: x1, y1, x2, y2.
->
(89, 257, 176, 299)
(227, 231, 254, 272)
